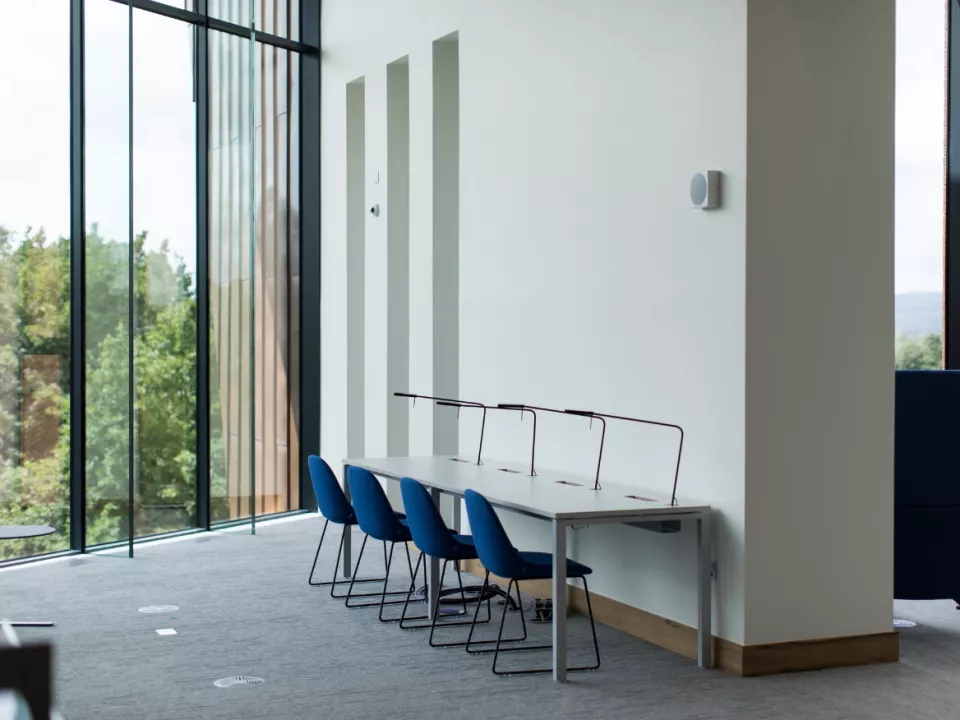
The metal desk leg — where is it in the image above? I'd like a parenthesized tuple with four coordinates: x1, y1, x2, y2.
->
(341, 464, 352, 578)
(426, 488, 442, 619)
(697, 512, 713, 668)
(452, 497, 462, 533)
(552, 518, 568, 683)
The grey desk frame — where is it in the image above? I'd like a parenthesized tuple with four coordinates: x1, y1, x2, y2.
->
(341, 456, 712, 682)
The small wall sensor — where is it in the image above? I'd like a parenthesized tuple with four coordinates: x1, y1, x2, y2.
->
(370, 204, 380, 217)
(690, 171, 721, 210)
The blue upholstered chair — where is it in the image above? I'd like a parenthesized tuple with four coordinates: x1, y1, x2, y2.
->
(463, 489, 600, 676)
(895, 370, 960, 605)
(307, 456, 406, 608)
(397, 478, 497, 646)
(347, 467, 426, 622)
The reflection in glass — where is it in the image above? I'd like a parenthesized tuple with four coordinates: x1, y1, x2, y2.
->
(0, 1, 71, 561)
(210, 30, 255, 523)
(1, 0, 304, 558)
(208, 0, 252, 36)
(209, 0, 299, 42)
(132, 8, 198, 536)
(209, 31, 300, 523)
(84, 0, 132, 547)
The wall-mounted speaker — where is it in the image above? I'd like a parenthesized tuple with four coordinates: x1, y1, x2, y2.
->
(690, 171, 721, 210)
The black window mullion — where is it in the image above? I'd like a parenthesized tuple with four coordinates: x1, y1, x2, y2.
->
(947, 0, 960, 367)
(298, 0, 319, 510)
(69, 0, 87, 552)
(196, 0, 212, 530)
(102, 0, 317, 54)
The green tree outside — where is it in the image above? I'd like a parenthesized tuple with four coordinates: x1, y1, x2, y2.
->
(895, 333, 943, 370)
(0, 223, 202, 560)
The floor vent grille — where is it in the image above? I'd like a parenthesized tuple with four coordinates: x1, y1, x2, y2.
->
(214, 676, 264, 688)
(138, 605, 179, 614)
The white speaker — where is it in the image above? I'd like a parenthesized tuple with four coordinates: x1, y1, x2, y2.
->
(690, 171, 721, 210)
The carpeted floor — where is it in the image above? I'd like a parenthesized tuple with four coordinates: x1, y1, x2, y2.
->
(1, 515, 957, 720)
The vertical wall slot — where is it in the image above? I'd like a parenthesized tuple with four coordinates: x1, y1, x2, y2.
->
(346, 77, 366, 459)
(432, 34, 460, 457)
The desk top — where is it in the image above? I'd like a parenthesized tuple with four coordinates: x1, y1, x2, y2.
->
(343, 455, 709, 522)
(0, 525, 55, 540)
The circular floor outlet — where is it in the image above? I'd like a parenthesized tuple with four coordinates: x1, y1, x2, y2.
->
(894, 619, 917, 629)
(214, 676, 264, 688)
(138, 605, 179, 614)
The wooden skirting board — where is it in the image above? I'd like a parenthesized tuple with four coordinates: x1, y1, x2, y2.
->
(461, 559, 899, 677)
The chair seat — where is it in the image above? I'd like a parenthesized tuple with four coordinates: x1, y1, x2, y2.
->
(440, 533, 479, 561)
(333, 510, 406, 527)
(514, 551, 593, 579)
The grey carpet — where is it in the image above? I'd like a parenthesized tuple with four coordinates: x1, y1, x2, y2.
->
(0, 515, 956, 720)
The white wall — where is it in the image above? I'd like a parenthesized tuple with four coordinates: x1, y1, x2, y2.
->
(321, 0, 748, 643)
(320, 0, 894, 648)
(743, 0, 895, 645)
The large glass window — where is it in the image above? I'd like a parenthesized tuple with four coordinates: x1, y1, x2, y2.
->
(209, 0, 299, 42)
(132, 8, 199, 536)
(0, 1, 72, 561)
(0, 0, 311, 563)
(84, 0, 132, 547)
(209, 28, 301, 523)
(209, 29, 256, 523)
(896, 0, 948, 369)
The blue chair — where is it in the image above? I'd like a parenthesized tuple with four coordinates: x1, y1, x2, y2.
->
(306, 456, 406, 608)
(463, 489, 600, 676)
(347, 467, 428, 622)
(397, 478, 502, 647)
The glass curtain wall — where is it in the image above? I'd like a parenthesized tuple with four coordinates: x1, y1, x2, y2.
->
(132, 8, 199, 536)
(209, 28, 256, 523)
(0, 1, 72, 560)
(83, 1, 201, 546)
(0, 0, 309, 563)
(209, 7, 301, 524)
(84, 0, 133, 547)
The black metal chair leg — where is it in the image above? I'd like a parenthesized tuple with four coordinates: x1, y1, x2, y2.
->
(399, 551, 426, 629)
(465, 572, 491, 653)
(306, 519, 329, 585)
(398, 557, 493, 637)
(491, 579, 517, 674)
(343, 535, 422, 609)
(344, 534, 370, 607)
(404, 542, 416, 582)
(378, 543, 429, 623)
(456, 560, 493, 625)
(428, 560, 490, 648)
(308, 521, 389, 600)
(489, 576, 602, 676)
(465, 572, 526, 654)
(582, 577, 601, 671)
(377, 542, 396, 622)
(329, 526, 392, 600)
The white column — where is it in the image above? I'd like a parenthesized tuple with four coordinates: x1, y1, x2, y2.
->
(743, 0, 895, 645)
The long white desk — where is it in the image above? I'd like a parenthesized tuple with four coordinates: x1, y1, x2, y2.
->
(341, 455, 713, 682)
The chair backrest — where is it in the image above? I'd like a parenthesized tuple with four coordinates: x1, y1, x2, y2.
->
(307, 455, 355, 524)
(463, 490, 523, 579)
(399, 478, 458, 559)
(347, 466, 408, 543)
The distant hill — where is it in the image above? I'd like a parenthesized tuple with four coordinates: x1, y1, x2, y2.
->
(896, 292, 942, 337)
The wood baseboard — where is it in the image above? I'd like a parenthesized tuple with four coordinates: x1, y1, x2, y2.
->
(737, 632, 899, 676)
(461, 559, 898, 676)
